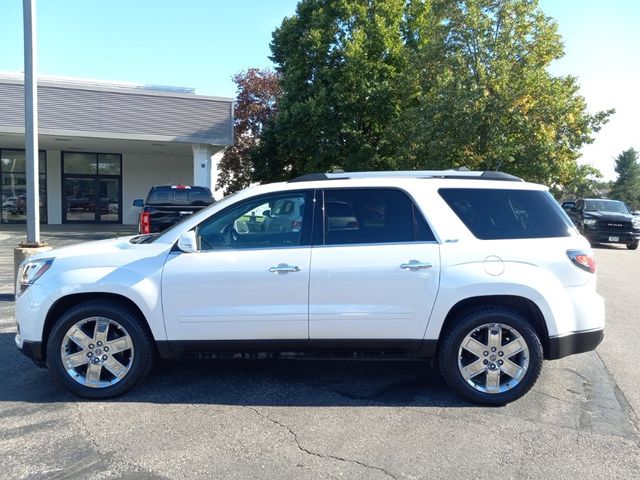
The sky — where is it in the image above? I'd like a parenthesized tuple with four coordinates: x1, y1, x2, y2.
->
(1, 0, 638, 180)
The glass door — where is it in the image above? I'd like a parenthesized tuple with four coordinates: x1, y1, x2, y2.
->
(64, 177, 97, 222)
(62, 152, 122, 223)
(99, 178, 120, 222)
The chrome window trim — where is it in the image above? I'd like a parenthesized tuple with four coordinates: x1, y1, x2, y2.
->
(312, 240, 439, 249)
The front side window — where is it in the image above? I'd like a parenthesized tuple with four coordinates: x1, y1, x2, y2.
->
(197, 191, 311, 250)
(439, 188, 574, 239)
(323, 188, 434, 245)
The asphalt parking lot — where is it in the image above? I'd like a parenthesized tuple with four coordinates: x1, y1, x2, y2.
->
(0, 225, 639, 480)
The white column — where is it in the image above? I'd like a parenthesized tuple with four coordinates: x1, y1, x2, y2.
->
(192, 144, 227, 199)
(192, 144, 213, 189)
(210, 149, 225, 199)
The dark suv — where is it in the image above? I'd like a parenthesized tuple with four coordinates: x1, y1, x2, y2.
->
(568, 198, 640, 250)
(133, 185, 215, 234)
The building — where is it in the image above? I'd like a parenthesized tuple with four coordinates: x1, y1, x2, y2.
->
(0, 73, 233, 225)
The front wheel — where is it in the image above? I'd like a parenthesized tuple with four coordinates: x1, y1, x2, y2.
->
(47, 300, 155, 399)
(438, 308, 543, 405)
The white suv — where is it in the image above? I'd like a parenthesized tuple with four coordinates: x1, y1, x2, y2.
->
(14, 170, 604, 405)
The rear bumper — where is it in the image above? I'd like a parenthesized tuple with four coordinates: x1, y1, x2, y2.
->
(546, 328, 604, 360)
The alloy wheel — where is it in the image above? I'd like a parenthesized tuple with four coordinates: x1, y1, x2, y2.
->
(60, 316, 134, 388)
(457, 322, 530, 394)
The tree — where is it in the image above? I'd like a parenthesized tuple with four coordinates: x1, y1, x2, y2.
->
(252, 0, 612, 186)
(394, 0, 614, 187)
(552, 163, 603, 200)
(609, 148, 640, 209)
(252, 0, 426, 183)
(216, 69, 281, 195)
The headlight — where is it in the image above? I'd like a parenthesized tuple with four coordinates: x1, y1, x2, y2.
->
(583, 219, 597, 226)
(633, 217, 640, 229)
(17, 258, 54, 296)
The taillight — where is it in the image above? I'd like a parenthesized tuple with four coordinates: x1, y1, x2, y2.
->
(140, 210, 151, 234)
(567, 250, 596, 273)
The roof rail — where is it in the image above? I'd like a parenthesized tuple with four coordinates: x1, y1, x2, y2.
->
(288, 170, 523, 183)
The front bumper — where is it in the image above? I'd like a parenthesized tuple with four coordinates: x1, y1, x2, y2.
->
(583, 230, 640, 245)
(15, 332, 46, 367)
(546, 328, 604, 360)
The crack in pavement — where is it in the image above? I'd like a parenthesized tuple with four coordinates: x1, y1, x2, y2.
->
(73, 401, 102, 455)
(72, 402, 165, 479)
(594, 350, 640, 439)
(530, 388, 582, 406)
(244, 406, 399, 480)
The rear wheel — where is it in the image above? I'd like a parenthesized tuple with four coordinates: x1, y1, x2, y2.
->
(438, 308, 543, 405)
(47, 300, 155, 399)
(626, 241, 638, 250)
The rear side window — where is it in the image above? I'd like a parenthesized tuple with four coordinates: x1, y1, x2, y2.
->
(323, 188, 435, 245)
(147, 186, 213, 205)
(439, 188, 573, 239)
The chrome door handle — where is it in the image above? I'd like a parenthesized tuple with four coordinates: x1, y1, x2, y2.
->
(400, 260, 432, 270)
(269, 263, 300, 274)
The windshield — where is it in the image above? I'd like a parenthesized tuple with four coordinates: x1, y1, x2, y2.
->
(584, 200, 629, 214)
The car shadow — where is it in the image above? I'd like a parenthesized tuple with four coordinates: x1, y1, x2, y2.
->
(0, 332, 469, 408)
(590, 243, 631, 250)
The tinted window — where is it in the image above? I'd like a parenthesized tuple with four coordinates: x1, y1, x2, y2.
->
(148, 186, 213, 205)
(323, 189, 434, 245)
(439, 188, 573, 239)
(197, 192, 310, 250)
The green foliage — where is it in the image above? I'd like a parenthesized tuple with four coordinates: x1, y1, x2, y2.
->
(217, 69, 281, 194)
(552, 163, 603, 200)
(394, 0, 614, 186)
(250, 0, 613, 186)
(609, 148, 640, 209)
(253, 0, 416, 182)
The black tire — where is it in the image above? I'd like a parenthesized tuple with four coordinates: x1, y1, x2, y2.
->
(438, 308, 543, 405)
(626, 241, 638, 250)
(46, 300, 155, 399)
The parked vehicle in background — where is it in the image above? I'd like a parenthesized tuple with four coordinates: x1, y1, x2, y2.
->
(568, 198, 640, 250)
(15, 170, 604, 405)
(561, 200, 576, 212)
(134, 185, 215, 234)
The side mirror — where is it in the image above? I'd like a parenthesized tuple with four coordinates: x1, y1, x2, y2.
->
(177, 230, 198, 253)
(263, 209, 271, 217)
(570, 206, 578, 212)
(133, 199, 144, 207)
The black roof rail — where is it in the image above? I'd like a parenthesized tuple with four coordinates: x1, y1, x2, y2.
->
(288, 173, 329, 182)
(288, 170, 523, 183)
(479, 171, 523, 182)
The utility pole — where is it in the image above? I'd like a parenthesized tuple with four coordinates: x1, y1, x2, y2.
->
(23, 0, 42, 247)
(15, 0, 50, 293)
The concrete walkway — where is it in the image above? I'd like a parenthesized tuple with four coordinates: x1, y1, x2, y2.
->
(0, 223, 137, 245)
